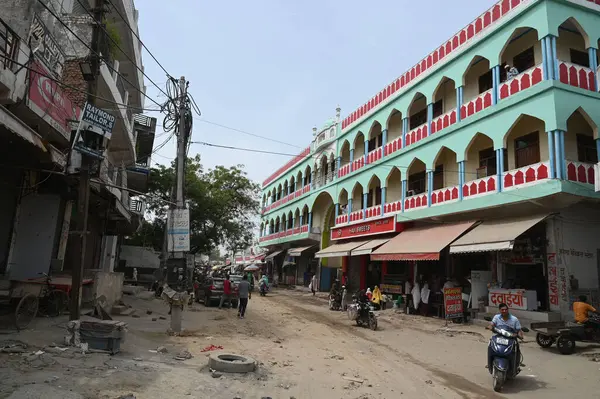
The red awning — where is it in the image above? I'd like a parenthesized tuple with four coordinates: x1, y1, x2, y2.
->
(371, 221, 477, 261)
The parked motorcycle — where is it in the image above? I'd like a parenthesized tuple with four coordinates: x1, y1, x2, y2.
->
(484, 316, 529, 392)
(347, 291, 377, 330)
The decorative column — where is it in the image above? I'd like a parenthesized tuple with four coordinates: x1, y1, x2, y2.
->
(302, 177, 306, 188)
(299, 214, 304, 227)
(364, 139, 369, 165)
(596, 138, 600, 161)
(347, 198, 353, 224)
(427, 103, 433, 138)
(292, 216, 296, 231)
(402, 117, 408, 145)
(548, 131, 556, 179)
(427, 171, 433, 207)
(350, 148, 355, 171)
(308, 212, 313, 230)
(311, 171, 316, 190)
(458, 161, 465, 200)
(553, 130, 562, 179)
(381, 186, 387, 215)
(336, 156, 341, 176)
(541, 37, 549, 80)
(551, 36, 559, 82)
(492, 65, 500, 105)
(401, 179, 407, 212)
(496, 149, 504, 192)
(335, 203, 340, 219)
(456, 86, 463, 122)
(382, 129, 388, 156)
(559, 130, 566, 178)
(588, 47, 598, 91)
(362, 193, 368, 219)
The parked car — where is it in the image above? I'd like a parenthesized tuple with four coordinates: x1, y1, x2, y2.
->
(202, 277, 239, 307)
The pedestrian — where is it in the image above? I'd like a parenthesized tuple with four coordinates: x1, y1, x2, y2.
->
(219, 275, 232, 309)
(505, 64, 519, 80)
(237, 274, 251, 319)
(132, 268, 138, 285)
(310, 274, 317, 296)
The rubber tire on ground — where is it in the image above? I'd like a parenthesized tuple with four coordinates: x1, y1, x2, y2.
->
(557, 335, 576, 355)
(208, 353, 256, 373)
(492, 368, 505, 392)
(536, 333, 555, 348)
(369, 314, 378, 331)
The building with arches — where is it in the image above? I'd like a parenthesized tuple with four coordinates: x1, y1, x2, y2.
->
(259, 0, 600, 320)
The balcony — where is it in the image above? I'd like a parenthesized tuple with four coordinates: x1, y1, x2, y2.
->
(405, 123, 428, 147)
(261, 185, 310, 214)
(430, 109, 458, 135)
(366, 147, 383, 164)
(557, 61, 596, 91)
(499, 64, 543, 100)
(259, 224, 310, 243)
(460, 88, 493, 120)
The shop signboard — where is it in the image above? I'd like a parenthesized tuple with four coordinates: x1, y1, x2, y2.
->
(167, 209, 190, 252)
(330, 216, 399, 241)
(488, 289, 530, 310)
(381, 284, 402, 294)
(443, 287, 463, 319)
(81, 102, 116, 139)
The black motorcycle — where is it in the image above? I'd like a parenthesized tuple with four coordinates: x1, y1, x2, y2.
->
(347, 291, 377, 330)
(485, 316, 529, 392)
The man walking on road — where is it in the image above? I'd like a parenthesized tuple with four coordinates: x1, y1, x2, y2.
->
(219, 275, 232, 309)
(237, 274, 251, 319)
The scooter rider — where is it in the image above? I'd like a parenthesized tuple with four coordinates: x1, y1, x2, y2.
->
(486, 303, 524, 370)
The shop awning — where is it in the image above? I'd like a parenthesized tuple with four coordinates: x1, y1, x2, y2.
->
(265, 250, 284, 261)
(288, 245, 316, 257)
(450, 214, 549, 254)
(315, 240, 371, 258)
(350, 238, 390, 256)
(371, 221, 477, 261)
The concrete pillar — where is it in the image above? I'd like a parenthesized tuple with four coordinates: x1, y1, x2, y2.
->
(496, 149, 504, 192)
(364, 139, 369, 164)
(401, 179, 407, 212)
(308, 212, 313, 230)
(381, 186, 387, 215)
(427, 171, 433, 207)
(541, 37, 549, 80)
(382, 129, 388, 156)
(427, 103, 433, 137)
(588, 47, 598, 91)
(458, 161, 465, 200)
(335, 203, 340, 219)
(456, 86, 463, 122)
(492, 65, 500, 105)
(362, 193, 368, 219)
(548, 131, 556, 179)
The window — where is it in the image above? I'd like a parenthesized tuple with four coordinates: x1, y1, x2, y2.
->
(478, 147, 497, 178)
(514, 131, 540, 168)
(576, 134, 598, 163)
(570, 49, 589, 68)
(432, 100, 443, 119)
(408, 171, 426, 195)
(479, 70, 493, 93)
(513, 47, 535, 72)
(368, 134, 381, 152)
(433, 164, 444, 190)
(409, 108, 427, 129)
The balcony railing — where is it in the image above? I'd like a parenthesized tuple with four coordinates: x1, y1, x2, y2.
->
(431, 186, 459, 206)
(338, 163, 352, 178)
(502, 161, 550, 189)
(404, 192, 428, 211)
(261, 184, 310, 214)
(461, 88, 493, 120)
(405, 123, 428, 147)
(566, 160, 595, 184)
(259, 224, 310, 242)
(558, 61, 596, 91)
(366, 147, 383, 164)
(365, 204, 382, 219)
(499, 64, 544, 100)
(384, 136, 403, 157)
(348, 209, 364, 223)
(463, 175, 497, 199)
(352, 157, 365, 172)
(430, 109, 458, 135)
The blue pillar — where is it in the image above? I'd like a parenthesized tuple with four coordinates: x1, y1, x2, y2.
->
(336, 156, 341, 173)
(401, 180, 407, 212)
(541, 37, 549, 80)
(364, 139, 369, 164)
(350, 148, 355, 168)
(362, 193, 368, 219)
(596, 138, 600, 160)
(547, 131, 556, 179)
(292, 217, 295, 229)
(402, 117, 408, 145)
(308, 212, 313, 229)
(456, 86, 463, 122)
(544, 35, 554, 80)
(347, 198, 353, 224)
(492, 65, 500, 105)
(589, 48, 598, 91)
(382, 129, 388, 156)
(381, 187, 387, 215)
(551, 36, 559, 81)
(427, 171, 433, 207)
(427, 103, 433, 137)
(302, 177, 306, 187)
(458, 161, 465, 200)
(559, 130, 566, 178)
(554, 130, 562, 179)
(496, 149, 503, 192)
(299, 214, 304, 226)
(335, 203, 339, 219)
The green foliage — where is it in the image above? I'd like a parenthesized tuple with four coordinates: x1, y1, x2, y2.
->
(125, 155, 260, 255)
(104, 20, 122, 59)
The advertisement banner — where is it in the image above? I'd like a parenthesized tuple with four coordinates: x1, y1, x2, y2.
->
(82, 102, 116, 138)
(167, 209, 190, 252)
(27, 61, 81, 140)
(443, 287, 464, 319)
(330, 216, 398, 240)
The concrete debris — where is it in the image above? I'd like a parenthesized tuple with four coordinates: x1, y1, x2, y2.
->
(0, 341, 27, 353)
(342, 376, 364, 384)
(174, 350, 193, 360)
(157, 346, 168, 353)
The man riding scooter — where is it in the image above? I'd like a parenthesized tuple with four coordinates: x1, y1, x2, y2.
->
(573, 295, 600, 337)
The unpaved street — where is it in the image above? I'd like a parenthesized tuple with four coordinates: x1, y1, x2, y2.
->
(1, 288, 599, 398)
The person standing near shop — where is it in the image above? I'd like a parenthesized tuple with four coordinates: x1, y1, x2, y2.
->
(219, 275, 232, 309)
(310, 273, 318, 296)
(237, 274, 251, 319)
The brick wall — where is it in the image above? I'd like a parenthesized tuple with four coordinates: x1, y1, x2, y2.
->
(61, 59, 87, 109)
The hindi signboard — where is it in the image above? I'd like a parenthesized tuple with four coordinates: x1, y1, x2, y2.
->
(330, 216, 401, 240)
(443, 287, 464, 319)
(167, 209, 190, 252)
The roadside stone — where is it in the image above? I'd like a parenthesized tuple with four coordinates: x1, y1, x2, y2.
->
(157, 346, 168, 354)
(146, 310, 153, 315)
(211, 371, 222, 378)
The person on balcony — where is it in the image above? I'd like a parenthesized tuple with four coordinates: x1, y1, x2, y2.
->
(505, 64, 519, 80)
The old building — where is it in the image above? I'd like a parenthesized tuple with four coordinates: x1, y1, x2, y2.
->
(260, 0, 600, 321)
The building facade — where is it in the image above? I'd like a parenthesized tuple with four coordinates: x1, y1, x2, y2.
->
(0, 0, 153, 306)
(260, 0, 600, 320)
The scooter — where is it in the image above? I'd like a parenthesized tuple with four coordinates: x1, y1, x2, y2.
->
(484, 316, 529, 392)
(259, 281, 268, 296)
(347, 291, 377, 330)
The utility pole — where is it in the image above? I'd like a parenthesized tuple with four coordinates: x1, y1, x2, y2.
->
(70, 0, 103, 321)
(170, 76, 188, 332)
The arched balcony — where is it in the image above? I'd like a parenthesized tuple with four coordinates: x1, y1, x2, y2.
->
(431, 77, 458, 135)
(366, 122, 383, 164)
(385, 110, 403, 156)
(406, 92, 428, 147)
(565, 108, 597, 185)
(431, 147, 460, 206)
(349, 183, 364, 222)
(353, 132, 366, 172)
(365, 175, 382, 219)
(462, 132, 501, 199)
(384, 167, 402, 214)
(556, 18, 596, 91)
(338, 140, 352, 178)
(461, 56, 493, 120)
(405, 159, 428, 211)
(335, 189, 349, 225)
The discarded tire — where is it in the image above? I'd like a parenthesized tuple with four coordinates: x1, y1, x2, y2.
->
(208, 353, 256, 373)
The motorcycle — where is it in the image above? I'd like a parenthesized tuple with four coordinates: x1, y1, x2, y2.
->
(347, 291, 377, 330)
(485, 316, 529, 392)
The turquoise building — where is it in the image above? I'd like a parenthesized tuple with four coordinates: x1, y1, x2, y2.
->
(259, 0, 600, 321)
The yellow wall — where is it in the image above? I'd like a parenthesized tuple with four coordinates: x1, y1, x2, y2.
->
(464, 59, 491, 101)
(556, 30, 587, 61)
(500, 30, 542, 68)
(465, 134, 494, 181)
(506, 117, 548, 170)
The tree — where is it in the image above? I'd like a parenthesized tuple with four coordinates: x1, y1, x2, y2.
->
(126, 155, 259, 255)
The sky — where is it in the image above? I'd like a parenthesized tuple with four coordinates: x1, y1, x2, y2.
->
(137, 0, 499, 186)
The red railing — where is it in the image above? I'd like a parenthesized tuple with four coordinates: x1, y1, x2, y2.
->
(502, 161, 550, 189)
(431, 186, 460, 205)
(365, 204, 382, 219)
(352, 157, 366, 172)
(461, 89, 493, 120)
(348, 209, 363, 222)
(383, 200, 402, 214)
(338, 163, 352, 178)
(405, 123, 428, 147)
(566, 160, 595, 184)
(463, 175, 497, 198)
(499, 64, 544, 100)
(259, 224, 310, 242)
(262, 146, 310, 187)
(336, 214, 348, 224)
(558, 61, 596, 92)
(430, 109, 457, 135)
(261, 185, 310, 214)
(404, 193, 428, 211)
(367, 147, 383, 164)
(384, 136, 403, 157)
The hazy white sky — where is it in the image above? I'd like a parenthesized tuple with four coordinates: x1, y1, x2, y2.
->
(138, 0, 498, 185)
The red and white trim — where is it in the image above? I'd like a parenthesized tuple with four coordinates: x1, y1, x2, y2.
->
(566, 160, 595, 185)
(558, 61, 596, 92)
(499, 65, 544, 100)
(502, 161, 550, 189)
(461, 89, 493, 120)
(463, 175, 498, 198)
(404, 193, 428, 211)
(430, 110, 457, 135)
(431, 186, 460, 206)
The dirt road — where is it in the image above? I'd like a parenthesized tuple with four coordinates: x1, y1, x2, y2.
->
(1, 288, 599, 398)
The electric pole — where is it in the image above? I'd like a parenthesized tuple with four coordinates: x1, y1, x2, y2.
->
(170, 76, 188, 332)
(70, 0, 103, 321)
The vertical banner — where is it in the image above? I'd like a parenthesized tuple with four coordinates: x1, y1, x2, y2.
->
(167, 209, 190, 252)
(444, 287, 464, 319)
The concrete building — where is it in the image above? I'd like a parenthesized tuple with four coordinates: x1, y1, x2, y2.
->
(260, 0, 600, 322)
(0, 0, 154, 307)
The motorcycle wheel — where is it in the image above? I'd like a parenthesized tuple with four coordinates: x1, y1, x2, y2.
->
(536, 333, 555, 348)
(492, 368, 505, 392)
(557, 335, 576, 355)
(368, 314, 377, 331)
(356, 319, 362, 327)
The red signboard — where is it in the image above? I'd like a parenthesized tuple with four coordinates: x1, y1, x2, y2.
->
(28, 61, 81, 140)
(330, 216, 399, 240)
(443, 287, 463, 319)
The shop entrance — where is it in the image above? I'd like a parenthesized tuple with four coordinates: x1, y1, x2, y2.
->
(366, 262, 381, 290)
(504, 262, 548, 310)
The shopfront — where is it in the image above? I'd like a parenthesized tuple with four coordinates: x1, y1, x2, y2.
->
(287, 245, 317, 286)
(315, 216, 402, 292)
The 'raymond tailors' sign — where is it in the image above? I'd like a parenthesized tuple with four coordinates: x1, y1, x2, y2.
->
(443, 287, 464, 319)
(82, 102, 116, 138)
(330, 216, 399, 240)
